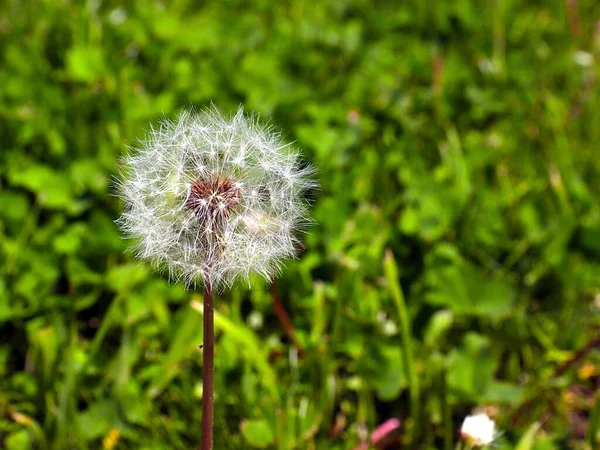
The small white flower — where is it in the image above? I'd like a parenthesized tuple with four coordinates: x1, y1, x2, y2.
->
(573, 50, 594, 67)
(460, 413, 496, 447)
(116, 106, 316, 289)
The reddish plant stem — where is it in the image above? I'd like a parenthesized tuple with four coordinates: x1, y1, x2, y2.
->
(511, 332, 600, 425)
(270, 282, 303, 354)
(565, 0, 581, 37)
(201, 283, 214, 450)
(553, 335, 600, 378)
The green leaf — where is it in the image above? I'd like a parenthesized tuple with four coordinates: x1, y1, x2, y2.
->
(66, 46, 105, 82)
(53, 223, 88, 254)
(0, 191, 29, 225)
(373, 345, 407, 401)
(211, 304, 280, 403)
(77, 400, 119, 440)
(9, 165, 75, 211)
(531, 437, 558, 450)
(424, 309, 454, 348)
(66, 257, 103, 287)
(515, 421, 541, 450)
(447, 333, 497, 402)
(70, 158, 108, 194)
(425, 263, 515, 319)
(147, 303, 203, 399)
(384, 250, 420, 421)
(479, 381, 525, 405)
(31, 326, 59, 380)
(106, 263, 148, 291)
(5, 429, 31, 450)
(240, 419, 275, 448)
(399, 206, 420, 235)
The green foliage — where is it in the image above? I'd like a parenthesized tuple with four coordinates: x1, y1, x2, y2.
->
(515, 422, 542, 450)
(1, 0, 599, 449)
(241, 419, 275, 448)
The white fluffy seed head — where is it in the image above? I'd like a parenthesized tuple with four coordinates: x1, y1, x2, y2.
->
(116, 106, 317, 290)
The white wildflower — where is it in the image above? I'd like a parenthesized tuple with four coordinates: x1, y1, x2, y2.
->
(573, 50, 594, 67)
(460, 412, 497, 447)
(116, 106, 316, 289)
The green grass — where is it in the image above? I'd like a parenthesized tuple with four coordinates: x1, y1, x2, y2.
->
(1, 1, 600, 449)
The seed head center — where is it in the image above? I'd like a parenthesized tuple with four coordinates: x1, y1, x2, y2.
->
(186, 175, 242, 222)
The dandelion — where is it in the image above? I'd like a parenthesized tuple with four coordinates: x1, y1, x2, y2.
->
(117, 106, 315, 290)
(116, 106, 316, 450)
(460, 412, 497, 448)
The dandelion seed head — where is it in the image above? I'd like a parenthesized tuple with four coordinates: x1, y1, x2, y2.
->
(117, 106, 316, 289)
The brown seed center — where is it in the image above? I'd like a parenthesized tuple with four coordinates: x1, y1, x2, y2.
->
(185, 175, 242, 224)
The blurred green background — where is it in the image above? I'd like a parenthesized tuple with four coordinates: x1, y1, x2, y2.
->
(1, 1, 600, 449)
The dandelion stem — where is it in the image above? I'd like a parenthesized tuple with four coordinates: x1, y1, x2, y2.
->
(201, 283, 215, 450)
